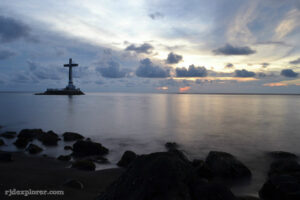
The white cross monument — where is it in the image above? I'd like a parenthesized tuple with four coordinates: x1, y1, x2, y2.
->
(64, 58, 78, 90)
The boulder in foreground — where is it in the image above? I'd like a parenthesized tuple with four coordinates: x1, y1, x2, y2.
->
(0, 131, 17, 139)
(26, 144, 43, 154)
(37, 131, 60, 146)
(0, 152, 12, 162)
(72, 140, 109, 157)
(63, 179, 84, 190)
(206, 151, 252, 183)
(98, 151, 238, 200)
(63, 132, 84, 141)
(117, 150, 137, 168)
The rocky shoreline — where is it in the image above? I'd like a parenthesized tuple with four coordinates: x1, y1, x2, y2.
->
(0, 128, 299, 199)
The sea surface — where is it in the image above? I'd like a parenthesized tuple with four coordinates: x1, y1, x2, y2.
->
(0, 92, 300, 195)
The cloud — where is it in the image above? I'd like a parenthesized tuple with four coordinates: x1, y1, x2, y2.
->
(179, 86, 191, 93)
(149, 12, 164, 20)
(280, 69, 298, 77)
(235, 69, 256, 77)
(27, 60, 62, 80)
(290, 58, 300, 65)
(136, 58, 170, 78)
(125, 43, 153, 54)
(225, 63, 234, 68)
(176, 65, 207, 77)
(166, 52, 183, 64)
(0, 49, 15, 60)
(261, 63, 269, 68)
(213, 44, 256, 55)
(96, 61, 126, 78)
(0, 16, 30, 43)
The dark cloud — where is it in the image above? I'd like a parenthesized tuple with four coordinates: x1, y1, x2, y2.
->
(176, 65, 207, 77)
(257, 72, 267, 78)
(166, 52, 183, 64)
(235, 69, 256, 77)
(149, 12, 164, 20)
(0, 49, 15, 60)
(225, 63, 234, 68)
(125, 43, 153, 54)
(290, 58, 300, 65)
(136, 58, 169, 78)
(213, 44, 256, 55)
(261, 63, 269, 68)
(27, 60, 62, 80)
(0, 16, 30, 43)
(96, 61, 126, 78)
(281, 69, 298, 78)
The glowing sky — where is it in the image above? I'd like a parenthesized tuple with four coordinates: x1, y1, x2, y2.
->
(0, 0, 299, 93)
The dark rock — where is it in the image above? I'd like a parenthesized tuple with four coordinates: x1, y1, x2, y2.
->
(92, 156, 109, 164)
(0, 131, 17, 139)
(237, 196, 260, 200)
(26, 144, 43, 154)
(98, 151, 195, 200)
(63, 132, 84, 141)
(0, 152, 12, 162)
(205, 151, 252, 183)
(268, 160, 300, 178)
(72, 140, 109, 157)
(0, 139, 4, 146)
(190, 181, 237, 200)
(14, 138, 30, 148)
(268, 151, 297, 160)
(72, 160, 96, 171)
(18, 129, 44, 140)
(165, 142, 179, 151)
(57, 155, 71, 161)
(63, 179, 84, 190)
(192, 159, 213, 180)
(117, 150, 137, 168)
(64, 145, 73, 150)
(259, 175, 300, 200)
(37, 131, 59, 146)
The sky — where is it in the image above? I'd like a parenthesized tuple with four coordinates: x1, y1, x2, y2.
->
(0, 0, 300, 93)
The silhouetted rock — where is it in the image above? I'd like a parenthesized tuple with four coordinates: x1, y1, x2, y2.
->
(72, 160, 95, 171)
(259, 175, 300, 200)
(92, 156, 109, 164)
(0, 139, 4, 146)
(63, 179, 84, 190)
(192, 159, 213, 180)
(0, 152, 12, 162)
(0, 131, 17, 139)
(72, 140, 109, 157)
(37, 130, 59, 146)
(57, 155, 71, 161)
(18, 129, 44, 140)
(98, 151, 196, 200)
(63, 132, 84, 141)
(165, 142, 179, 151)
(190, 181, 237, 200)
(268, 151, 297, 160)
(26, 144, 43, 154)
(64, 145, 73, 150)
(14, 138, 29, 148)
(117, 150, 137, 168)
(206, 151, 252, 183)
(237, 196, 260, 200)
(268, 159, 300, 178)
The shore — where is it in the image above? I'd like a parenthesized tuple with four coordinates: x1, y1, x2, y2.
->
(0, 151, 123, 199)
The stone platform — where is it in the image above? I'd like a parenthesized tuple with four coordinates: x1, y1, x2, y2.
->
(35, 88, 84, 95)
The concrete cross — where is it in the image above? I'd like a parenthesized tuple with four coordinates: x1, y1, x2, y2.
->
(64, 58, 78, 89)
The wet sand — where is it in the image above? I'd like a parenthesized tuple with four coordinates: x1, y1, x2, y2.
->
(0, 151, 124, 200)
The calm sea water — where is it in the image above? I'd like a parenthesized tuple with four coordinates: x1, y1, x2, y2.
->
(0, 92, 300, 195)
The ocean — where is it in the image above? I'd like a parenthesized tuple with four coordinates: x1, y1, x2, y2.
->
(0, 92, 300, 195)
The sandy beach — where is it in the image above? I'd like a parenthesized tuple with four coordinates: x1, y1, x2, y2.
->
(0, 151, 124, 200)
